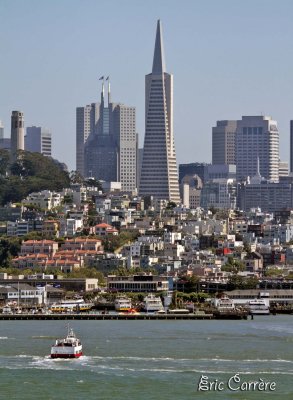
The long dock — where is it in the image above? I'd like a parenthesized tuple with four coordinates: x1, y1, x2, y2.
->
(0, 313, 213, 320)
(0, 312, 249, 320)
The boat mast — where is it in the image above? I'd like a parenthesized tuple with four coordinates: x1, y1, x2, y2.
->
(17, 281, 19, 310)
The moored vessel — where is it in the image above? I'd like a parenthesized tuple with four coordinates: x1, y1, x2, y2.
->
(143, 294, 164, 312)
(50, 301, 93, 313)
(114, 296, 132, 312)
(247, 299, 270, 315)
(51, 327, 82, 358)
(213, 295, 236, 313)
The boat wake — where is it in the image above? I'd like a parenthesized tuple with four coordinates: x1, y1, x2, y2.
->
(1, 354, 292, 376)
(31, 336, 57, 340)
(90, 355, 176, 361)
(196, 357, 293, 364)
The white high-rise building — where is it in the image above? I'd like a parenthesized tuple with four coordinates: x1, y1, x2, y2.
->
(236, 116, 279, 182)
(139, 20, 180, 203)
(114, 104, 137, 192)
(25, 126, 52, 157)
(11, 111, 24, 161)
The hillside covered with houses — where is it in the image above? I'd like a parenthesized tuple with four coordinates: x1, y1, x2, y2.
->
(0, 178, 293, 295)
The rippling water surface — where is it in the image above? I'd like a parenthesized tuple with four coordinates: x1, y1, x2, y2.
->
(0, 315, 292, 399)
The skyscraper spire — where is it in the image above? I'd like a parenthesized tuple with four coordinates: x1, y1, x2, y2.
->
(139, 20, 180, 203)
(152, 19, 166, 75)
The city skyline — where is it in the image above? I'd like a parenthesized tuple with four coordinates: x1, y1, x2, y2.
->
(1, 0, 293, 170)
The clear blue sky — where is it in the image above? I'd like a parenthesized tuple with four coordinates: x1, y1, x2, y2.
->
(1, 0, 293, 170)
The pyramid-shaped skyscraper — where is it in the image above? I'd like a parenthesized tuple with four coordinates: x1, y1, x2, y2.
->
(139, 20, 181, 203)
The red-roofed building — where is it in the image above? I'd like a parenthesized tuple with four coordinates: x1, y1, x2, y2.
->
(95, 223, 118, 236)
(61, 237, 103, 251)
(20, 240, 59, 257)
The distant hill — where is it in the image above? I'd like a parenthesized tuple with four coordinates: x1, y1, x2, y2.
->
(0, 149, 70, 205)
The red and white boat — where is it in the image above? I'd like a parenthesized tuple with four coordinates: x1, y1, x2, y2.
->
(51, 327, 82, 358)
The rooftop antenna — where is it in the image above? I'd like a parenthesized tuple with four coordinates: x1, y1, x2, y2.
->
(106, 76, 111, 105)
(99, 76, 104, 104)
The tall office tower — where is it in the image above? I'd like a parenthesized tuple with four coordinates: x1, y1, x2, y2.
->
(212, 120, 237, 165)
(76, 103, 100, 176)
(11, 111, 25, 161)
(139, 20, 180, 203)
(83, 80, 137, 191)
(25, 126, 52, 157)
(236, 116, 279, 182)
(113, 104, 137, 192)
(0, 120, 4, 139)
(290, 120, 293, 173)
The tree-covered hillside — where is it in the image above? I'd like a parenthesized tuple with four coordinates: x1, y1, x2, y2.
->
(0, 149, 70, 205)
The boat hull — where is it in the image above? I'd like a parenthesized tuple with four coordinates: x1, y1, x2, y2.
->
(250, 310, 270, 315)
(51, 344, 83, 358)
(143, 295, 164, 312)
(143, 307, 164, 312)
(116, 307, 132, 312)
(114, 298, 132, 312)
(51, 352, 83, 359)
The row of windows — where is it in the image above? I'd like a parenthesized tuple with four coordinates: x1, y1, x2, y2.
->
(242, 127, 263, 134)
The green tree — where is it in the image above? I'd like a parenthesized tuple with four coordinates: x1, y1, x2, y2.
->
(87, 202, 99, 226)
(226, 275, 259, 290)
(244, 276, 259, 289)
(166, 201, 177, 210)
(84, 177, 102, 190)
(0, 150, 70, 205)
(0, 149, 10, 176)
(102, 231, 139, 252)
(66, 268, 105, 283)
(226, 275, 246, 290)
(265, 268, 282, 277)
(183, 275, 200, 293)
(0, 237, 22, 268)
(222, 256, 245, 274)
(69, 170, 84, 184)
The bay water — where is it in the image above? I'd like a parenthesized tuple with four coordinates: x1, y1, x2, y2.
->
(0, 315, 292, 399)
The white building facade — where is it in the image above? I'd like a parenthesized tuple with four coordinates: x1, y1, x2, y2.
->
(236, 116, 279, 182)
